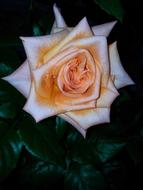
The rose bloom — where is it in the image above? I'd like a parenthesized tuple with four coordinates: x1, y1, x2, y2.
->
(3, 4, 134, 137)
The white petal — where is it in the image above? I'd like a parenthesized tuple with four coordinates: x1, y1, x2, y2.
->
(20, 30, 68, 70)
(2, 60, 31, 98)
(64, 107, 110, 130)
(92, 21, 117, 37)
(53, 4, 67, 28)
(59, 114, 86, 137)
(97, 78, 119, 108)
(109, 42, 134, 89)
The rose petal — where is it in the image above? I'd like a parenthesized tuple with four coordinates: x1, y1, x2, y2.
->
(20, 30, 68, 70)
(2, 60, 31, 98)
(23, 82, 59, 122)
(53, 4, 67, 28)
(63, 107, 110, 131)
(51, 4, 67, 34)
(92, 21, 117, 37)
(59, 114, 87, 137)
(109, 42, 134, 89)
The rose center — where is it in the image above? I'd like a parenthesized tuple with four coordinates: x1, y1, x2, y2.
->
(57, 52, 95, 97)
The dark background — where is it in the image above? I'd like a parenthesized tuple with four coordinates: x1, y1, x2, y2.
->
(0, 0, 143, 189)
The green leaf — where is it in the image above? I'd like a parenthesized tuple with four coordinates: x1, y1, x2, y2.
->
(55, 117, 68, 139)
(0, 63, 13, 77)
(94, 139, 125, 162)
(0, 102, 18, 119)
(0, 130, 23, 181)
(95, 0, 124, 22)
(18, 116, 65, 165)
(64, 163, 106, 190)
(69, 139, 101, 166)
(19, 156, 64, 188)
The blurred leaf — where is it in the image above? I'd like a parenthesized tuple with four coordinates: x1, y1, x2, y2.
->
(127, 140, 143, 165)
(33, 24, 42, 36)
(0, 121, 9, 139)
(0, 102, 18, 119)
(18, 116, 65, 165)
(95, 0, 124, 22)
(64, 163, 106, 190)
(0, 130, 23, 181)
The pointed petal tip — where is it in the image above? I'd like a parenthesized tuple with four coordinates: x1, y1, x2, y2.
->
(53, 3, 58, 11)
(81, 17, 88, 24)
(23, 104, 41, 123)
(92, 21, 117, 37)
(109, 41, 135, 88)
(20, 36, 25, 41)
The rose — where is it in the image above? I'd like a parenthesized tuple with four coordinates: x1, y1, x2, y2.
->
(3, 4, 134, 137)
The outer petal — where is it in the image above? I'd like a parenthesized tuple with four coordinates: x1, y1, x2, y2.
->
(51, 4, 67, 33)
(97, 78, 119, 108)
(59, 114, 86, 137)
(20, 30, 68, 70)
(23, 82, 61, 122)
(2, 60, 31, 98)
(92, 21, 117, 37)
(53, 4, 67, 28)
(109, 42, 134, 89)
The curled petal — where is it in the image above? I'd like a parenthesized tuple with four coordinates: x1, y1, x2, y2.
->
(92, 21, 117, 37)
(2, 60, 31, 98)
(109, 42, 134, 89)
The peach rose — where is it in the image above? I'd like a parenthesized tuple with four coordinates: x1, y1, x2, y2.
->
(3, 4, 134, 137)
